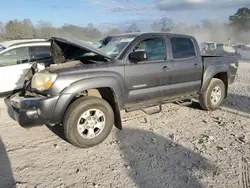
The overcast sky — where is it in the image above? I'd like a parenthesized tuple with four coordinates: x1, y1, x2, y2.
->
(1, 0, 250, 28)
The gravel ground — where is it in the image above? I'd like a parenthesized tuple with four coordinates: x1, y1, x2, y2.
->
(0, 61, 250, 188)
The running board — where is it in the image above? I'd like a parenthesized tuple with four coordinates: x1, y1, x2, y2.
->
(175, 99, 193, 106)
(140, 105, 162, 115)
(125, 102, 163, 114)
(125, 95, 196, 114)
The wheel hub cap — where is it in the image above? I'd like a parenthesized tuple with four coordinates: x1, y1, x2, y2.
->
(211, 86, 222, 105)
(77, 109, 106, 139)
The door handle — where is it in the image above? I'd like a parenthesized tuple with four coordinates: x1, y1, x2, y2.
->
(163, 66, 171, 72)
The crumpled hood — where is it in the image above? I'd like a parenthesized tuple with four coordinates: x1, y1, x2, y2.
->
(50, 37, 113, 64)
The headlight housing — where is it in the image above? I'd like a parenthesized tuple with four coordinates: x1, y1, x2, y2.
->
(31, 72, 58, 91)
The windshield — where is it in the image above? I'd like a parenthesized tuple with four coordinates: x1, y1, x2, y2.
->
(0, 45, 6, 52)
(98, 36, 135, 58)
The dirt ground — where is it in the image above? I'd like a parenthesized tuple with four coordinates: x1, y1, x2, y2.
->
(0, 61, 250, 188)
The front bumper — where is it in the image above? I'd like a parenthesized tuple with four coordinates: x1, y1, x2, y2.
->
(10, 92, 59, 127)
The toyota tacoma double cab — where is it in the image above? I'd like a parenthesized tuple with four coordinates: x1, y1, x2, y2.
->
(10, 33, 239, 148)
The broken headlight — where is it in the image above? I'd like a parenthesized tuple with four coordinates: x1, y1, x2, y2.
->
(31, 72, 58, 91)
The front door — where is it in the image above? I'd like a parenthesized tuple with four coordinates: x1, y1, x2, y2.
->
(124, 36, 171, 105)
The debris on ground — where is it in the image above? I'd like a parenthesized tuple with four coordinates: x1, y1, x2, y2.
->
(216, 146, 227, 151)
(76, 169, 80, 174)
(237, 135, 247, 144)
(202, 120, 208, 123)
(169, 133, 175, 140)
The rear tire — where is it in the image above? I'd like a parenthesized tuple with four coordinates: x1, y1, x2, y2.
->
(199, 78, 225, 111)
(63, 96, 114, 148)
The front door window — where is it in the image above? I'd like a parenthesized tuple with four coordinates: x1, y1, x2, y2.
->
(0, 47, 30, 67)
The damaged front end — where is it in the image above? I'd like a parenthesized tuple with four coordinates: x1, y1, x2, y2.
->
(10, 36, 113, 127)
(10, 91, 60, 127)
(20, 36, 113, 96)
(11, 62, 57, 127)
(20, 62, 45, 96)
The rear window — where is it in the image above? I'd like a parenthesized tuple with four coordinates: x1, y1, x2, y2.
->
(171, 37, 196, 59)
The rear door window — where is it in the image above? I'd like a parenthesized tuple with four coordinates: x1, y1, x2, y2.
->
(171, 37, 196, 59)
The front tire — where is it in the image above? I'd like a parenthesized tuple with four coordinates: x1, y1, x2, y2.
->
(199, 78, 225, 111)
(63, 96, 114, 148)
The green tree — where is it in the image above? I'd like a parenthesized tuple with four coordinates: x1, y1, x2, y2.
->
(229, 7, 250, 31)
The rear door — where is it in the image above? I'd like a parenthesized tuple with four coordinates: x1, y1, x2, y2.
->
(169, 37, 203, 97)
(0, 47, 32, 93)
(124, 36, 171, 105)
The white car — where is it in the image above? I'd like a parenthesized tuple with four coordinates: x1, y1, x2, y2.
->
(215, 45, 236, 54)
(237, 45, 250, 60)
(0, 39, 51, 94)
(0, 39, 47, 52)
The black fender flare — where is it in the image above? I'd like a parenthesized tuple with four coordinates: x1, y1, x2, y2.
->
(50, 76, 126, 129)
(200, 64, 229, 94)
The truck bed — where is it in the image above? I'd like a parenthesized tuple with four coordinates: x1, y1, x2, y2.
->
(202, 55, 238, 85)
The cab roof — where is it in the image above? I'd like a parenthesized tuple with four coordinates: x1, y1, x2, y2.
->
(109, 32, 194, 39)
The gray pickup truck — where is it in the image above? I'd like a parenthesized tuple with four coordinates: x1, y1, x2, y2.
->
(10, 32, 239, 148)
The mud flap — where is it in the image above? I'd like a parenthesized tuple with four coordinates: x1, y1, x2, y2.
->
(111, 101, 122, 130)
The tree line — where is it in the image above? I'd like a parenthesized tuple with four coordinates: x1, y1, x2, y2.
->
(0, 7, 249, 44)
(0, 20, 105, 42)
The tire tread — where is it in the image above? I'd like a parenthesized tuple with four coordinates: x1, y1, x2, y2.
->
(199, 78, 225, 111)
(63, 96, 114, 148)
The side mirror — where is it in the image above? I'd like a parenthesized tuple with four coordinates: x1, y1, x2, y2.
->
(129, 51, 147, 62)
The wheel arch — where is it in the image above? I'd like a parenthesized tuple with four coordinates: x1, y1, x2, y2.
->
(51, 77, 125, 130)
(200, 65, 229, 98)
(213, 72, 228, 98)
